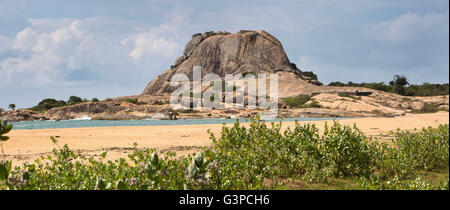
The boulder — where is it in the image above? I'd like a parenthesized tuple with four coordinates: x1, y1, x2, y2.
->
(142, 30, 311, 95)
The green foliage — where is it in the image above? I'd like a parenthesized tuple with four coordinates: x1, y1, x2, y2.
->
(203, 119, 378, 188)
(393, 125, 449, 171)
(391, 75, 409, 95)
(8, 104, 15, 111)
(412, 103, 446, 113)
(0, 120, 13, 188)
(305, 100, 322, 108)
(283, 95, 312, 108)
(302, 71, 318, 80)
(122, 98, 140, 105)
(242, 72, 255, 78)
(328, 81, 345, 87)
(0, 120, 12, 142)
(360, 175, 448, 190)
(91, 98, 100, 102)
(375, 124, 449, 179)
(68, 96, 83, 105)
(30, 96, 98, 112)
(31, 98, 67, 113)
(405, 83, 449, 96)
(328, 76, 448, 96)
(0, 118, 448, 190)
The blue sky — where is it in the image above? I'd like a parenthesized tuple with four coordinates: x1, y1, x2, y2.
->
(0, 0, 448, 109)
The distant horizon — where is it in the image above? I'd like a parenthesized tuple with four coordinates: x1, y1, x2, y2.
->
(1, 0, 448, 109)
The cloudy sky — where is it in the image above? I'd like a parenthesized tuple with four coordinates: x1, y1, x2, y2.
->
(0, 0, 448, 109)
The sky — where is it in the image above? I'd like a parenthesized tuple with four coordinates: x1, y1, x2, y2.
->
(0, 0, 448, 109)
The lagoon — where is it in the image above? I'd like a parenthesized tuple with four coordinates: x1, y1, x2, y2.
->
(9, 117, 350, 130)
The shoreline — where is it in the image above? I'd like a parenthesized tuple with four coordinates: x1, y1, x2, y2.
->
(4, 112, 449, 166)
(9, 116, 357, 130)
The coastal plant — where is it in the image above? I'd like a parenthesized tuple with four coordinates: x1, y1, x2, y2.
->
(359, 175, 449, 190)
(0, 120, 12, 160)
(392, 124, 449, 171)
(0, 120, 13, 189)
(0, 118, 448, 190)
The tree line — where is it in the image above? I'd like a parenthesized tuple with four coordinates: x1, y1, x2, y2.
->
(329, 75, 449, 96)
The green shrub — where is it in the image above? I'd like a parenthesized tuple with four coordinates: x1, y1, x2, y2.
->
(283, 95, 311, 108)
(302, 71, 318, 80)
(68, 96, 83, 105)
(376, 124, 449, 179)
(0, 119, 448, 190)
(359, 175, 448, 190)
(393, 125, 449, 170)
(31, 98, 67, 113)
(328, 79, 448, 96)
(242, 72, 255, 78)
(303, 100, 322, 108)
(0, 120, 13, 189)
(412, 103, 442, 113)
(123, 98, 140, 105)
(206, 119, 377, 186)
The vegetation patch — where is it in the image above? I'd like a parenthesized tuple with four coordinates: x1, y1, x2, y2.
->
(0, 119, 448, 190)
(30, 98, 67, 113)
(122, 98, 146, 105)
(283, 95, 312, 108)
(329, 75, 449, 96)
(29, 96, 101, 113)
(412, 103, 446, 113)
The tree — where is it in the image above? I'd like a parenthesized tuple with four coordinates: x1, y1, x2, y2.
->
(328, 81, 345, 87)
(91, 98, 99, 102)
(302, 71, 318, 80)
(391, 75, 409, 95)
(291, 63, 297, 69)
(31, 98, 66, 112)
(68, 96, 83, 105)
(8, 104, 15, 111)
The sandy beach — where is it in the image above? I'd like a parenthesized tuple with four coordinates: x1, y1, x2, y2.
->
(4, 112, 449, 166)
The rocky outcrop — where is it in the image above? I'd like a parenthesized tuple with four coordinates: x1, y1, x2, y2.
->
(45, 102, 125, 120)
(142, 30, 317, 95)
(309, 93, 405, 117)
(1, 110, 48, 122)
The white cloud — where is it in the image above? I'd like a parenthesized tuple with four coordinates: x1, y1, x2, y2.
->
(122, 24, 181, 60)
(1, 18, 110, 86)
(370, 12, 449, 43)
(0, 35, 11, 53)
(11, 28, 38, 51)
(0, 16, 185, 88)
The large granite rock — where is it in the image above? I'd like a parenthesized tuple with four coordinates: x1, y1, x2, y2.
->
(142, 30, 314, 95)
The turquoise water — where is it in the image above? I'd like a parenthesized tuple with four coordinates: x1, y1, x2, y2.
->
(10, 117, 349, 130)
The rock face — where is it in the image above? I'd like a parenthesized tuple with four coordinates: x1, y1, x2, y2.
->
(142, 30, 317, 95)
(2, 110, 48, 122)
(44, 102, 124, 120)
